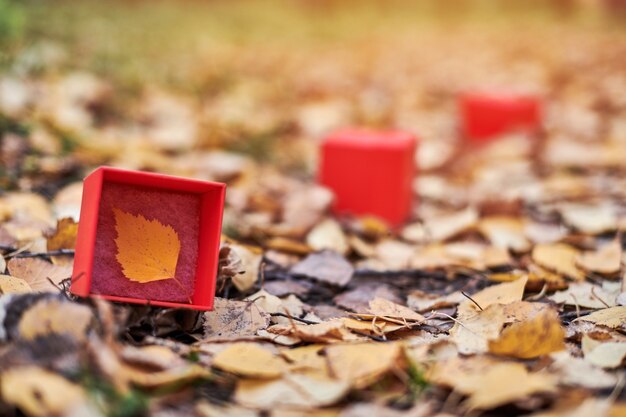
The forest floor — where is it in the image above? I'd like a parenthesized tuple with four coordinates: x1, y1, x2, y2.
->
(1, 1, 626, 416)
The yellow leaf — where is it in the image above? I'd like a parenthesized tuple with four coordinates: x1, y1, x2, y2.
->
(429, 356, 557, 410)
(489, 308, 566, 359)
(0, 274, 32, 294)
(212, 343, 288, 378)
(113, 208, 181, 283)
(325, 342, 402, 389)
(1, 366, 86, 417)
(18, 298, 93, 341)
(576, 239, 622, 275)
(46, 217, 78, 266)
(575, 306, 626, 329)
(531, 243, 584, 281)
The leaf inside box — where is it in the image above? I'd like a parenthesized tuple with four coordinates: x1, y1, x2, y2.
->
(113, 208, 190, 301)
(90, 182, 200, 304)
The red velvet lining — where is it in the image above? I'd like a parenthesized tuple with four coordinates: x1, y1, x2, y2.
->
(91, 182, 200, 303)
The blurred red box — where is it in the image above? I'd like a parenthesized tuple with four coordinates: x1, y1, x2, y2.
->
(460, 92, 542, 141)
(71, 167, 226, 311)
(319, 128, 417, 226)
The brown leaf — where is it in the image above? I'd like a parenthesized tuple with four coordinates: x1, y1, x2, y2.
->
(291, 250, 354, 287)
(7, 257, 72, 291)
(203, 298, 270, 340)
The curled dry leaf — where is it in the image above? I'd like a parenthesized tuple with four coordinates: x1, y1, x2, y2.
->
(212, 343, 288, 378)
(226, 242, 262, 292)
(45, 217, 78, 266)
(531, 243, 585, 281)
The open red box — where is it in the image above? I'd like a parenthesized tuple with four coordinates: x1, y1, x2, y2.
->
(71, 167, 226, 310)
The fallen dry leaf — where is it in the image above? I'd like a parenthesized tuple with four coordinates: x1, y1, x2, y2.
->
(7, 257, 72, 291)
(45, 217, 78, 265)
(478, 216, 531, 253)
(235, 372, 350, 409)
(113, 208, 181, 284)
(204, 298, 270, 340)
(291, 250, 354, 287)
(0, 366, 87, 417)
(212, 343, 288, 378)
(559, 204, 617, 235)
(549, 281, 619, 309)
(306, 218, 349, 255)
(532, 243, 585, 281)
(367, 297, 425, 323)
(575, 306, 626, 329)
(17, 297, 93, 342)
(429, 356, 557, 410)
(325, 342, 403, 388)
(0, 274, 32, 294)
(576, 239, 622, 275)
(582, 335, 626, 369)
(488, 308, 566, 358)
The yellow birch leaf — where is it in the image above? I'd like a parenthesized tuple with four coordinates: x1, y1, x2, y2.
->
(575, 306, 626, 329)
(488, 308, 566, 359)
(113, 208, 181, 283)
(531, 243, 585, 281)
(212, 343, 288, 378)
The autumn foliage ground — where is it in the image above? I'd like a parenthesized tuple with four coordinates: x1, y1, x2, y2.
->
(1, 1, 626, 416)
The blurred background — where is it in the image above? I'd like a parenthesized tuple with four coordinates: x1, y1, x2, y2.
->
(0, 0, 625, 198)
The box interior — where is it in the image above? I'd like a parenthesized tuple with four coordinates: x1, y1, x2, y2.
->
(91, 181, 201, 303)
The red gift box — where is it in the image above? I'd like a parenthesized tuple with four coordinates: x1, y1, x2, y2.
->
(71, 167, 226, 310)
(319, 128, 417, 226)
(460, 92, 542, 142)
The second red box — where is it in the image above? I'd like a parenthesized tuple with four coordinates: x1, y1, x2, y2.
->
(319, 128, 417, 226)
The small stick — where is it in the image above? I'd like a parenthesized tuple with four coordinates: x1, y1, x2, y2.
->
(461, 291, 483, 311)
(8, 249, 75, 259)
